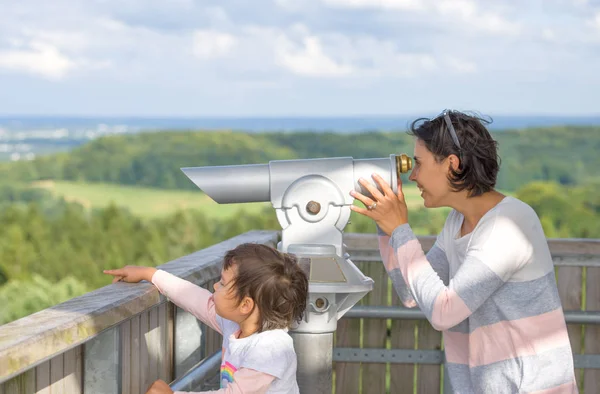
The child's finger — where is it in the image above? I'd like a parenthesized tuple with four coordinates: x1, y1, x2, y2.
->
(103, 268, 123, 276)
(112, 276, 124, 284)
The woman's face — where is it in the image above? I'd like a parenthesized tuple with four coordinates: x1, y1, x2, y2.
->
(408, 139, 453, 208)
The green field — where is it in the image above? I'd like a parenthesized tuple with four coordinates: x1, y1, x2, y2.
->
(31, 180, 426, 219)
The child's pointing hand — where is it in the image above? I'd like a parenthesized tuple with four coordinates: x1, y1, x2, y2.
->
(103, 266, 157, 284)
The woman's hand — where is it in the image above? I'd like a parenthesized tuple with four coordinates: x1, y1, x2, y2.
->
(145, 379, 173, 394)
(103, 266, 157, 284)
(350, 173, 409, 236)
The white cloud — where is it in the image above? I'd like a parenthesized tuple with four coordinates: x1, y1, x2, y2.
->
(0, 0, 598, 115)
(321, 0, 422, 10)
(593, 12, 600, 30)
(435, 0, 521, 35)
(0, 42, 75, 80)
(193, 30, 237, 59)
(273, 29, 439, 78)
(542, 28, 556, 41)
(446, 57, 477, 73)
(276, 35, 354, 77)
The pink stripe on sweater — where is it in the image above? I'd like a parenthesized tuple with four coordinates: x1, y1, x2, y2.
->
(443, 330, 470, 364)
(529, 380, 578, 394)
(469, 308, 571, 367)
(378, 236, 417, 308)
(378, 235, 395, 272)
(430, 288, 472, 331)
(395, 238, 431, 283)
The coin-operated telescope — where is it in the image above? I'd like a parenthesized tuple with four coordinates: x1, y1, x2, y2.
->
(181, 154, 412, 394)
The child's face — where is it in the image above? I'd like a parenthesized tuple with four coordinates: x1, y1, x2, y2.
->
(213, 266, 246, 322)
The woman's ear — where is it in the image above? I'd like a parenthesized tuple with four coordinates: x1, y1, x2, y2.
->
(239, 296, 255, 315)
(447, 154, 461, 172)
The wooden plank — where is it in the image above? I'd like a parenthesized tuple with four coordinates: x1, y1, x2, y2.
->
(557, 266, 583, 392)
(2, 370, 35, 394)
(333, 317, 360, 394)
(149, 306, 160, 382)
(334, 260, 367, 394)
(63, 345, 83, 394)
(3, 377, 15, 394)
(584, 267, 600, 393)
(168, 303, 175, 381)
(416, 321, 441, 394)
(50, 354, 64, 393)
(24, 371, 35, 394)
(158, 302, 172, 382)
(35, 360, 50, 394)
(390, 279, 417, 394)
(140, 311, 151, 392)
(361, 262, 388, 394)
(131, 314, 141, 394)
(121, 319, 132, 394)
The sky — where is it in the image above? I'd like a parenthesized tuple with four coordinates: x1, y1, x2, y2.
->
(0, 0, 599, 117)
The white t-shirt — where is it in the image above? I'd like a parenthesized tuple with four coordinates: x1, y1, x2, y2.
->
(151, 269, 300, 394)
(217, 317, 300, 394)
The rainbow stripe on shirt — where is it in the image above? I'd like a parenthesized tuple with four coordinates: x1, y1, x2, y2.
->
(220, 361, 237, 387)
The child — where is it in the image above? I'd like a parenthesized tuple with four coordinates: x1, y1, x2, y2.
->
(104, 243, 309, 394)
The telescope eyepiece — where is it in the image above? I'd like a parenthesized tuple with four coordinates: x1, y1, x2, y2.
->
(396, 154, 412, 174)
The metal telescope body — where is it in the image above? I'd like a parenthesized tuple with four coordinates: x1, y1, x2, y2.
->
(181, 154, 411, 394)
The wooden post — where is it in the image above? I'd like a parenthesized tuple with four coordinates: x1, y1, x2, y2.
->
(390, 285, 417, 394)
(584, 266, 600, 393)
(557, 266, 583, 391)
(361, 262, 388, 394)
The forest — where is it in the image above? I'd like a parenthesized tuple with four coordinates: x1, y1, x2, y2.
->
(0, 126, 598, 324)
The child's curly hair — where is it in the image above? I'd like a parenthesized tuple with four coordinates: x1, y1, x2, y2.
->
(223, 243, 309, 331)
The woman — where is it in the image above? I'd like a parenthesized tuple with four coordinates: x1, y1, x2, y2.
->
(350, 110, 577, 393)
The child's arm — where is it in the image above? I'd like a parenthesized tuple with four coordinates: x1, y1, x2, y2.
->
(145, 370, 275, 394)
(103, 266, 221, 334)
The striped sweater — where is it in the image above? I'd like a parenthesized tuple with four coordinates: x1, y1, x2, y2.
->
(379, 197, 577, 393)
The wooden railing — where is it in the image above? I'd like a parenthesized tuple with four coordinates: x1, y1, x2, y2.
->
(0, 231, 278, 394)
(1, 232, 599, 393)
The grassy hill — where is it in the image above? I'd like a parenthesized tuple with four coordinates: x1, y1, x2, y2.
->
(2, 126, 598, 193)
(31, 180, 427, 219)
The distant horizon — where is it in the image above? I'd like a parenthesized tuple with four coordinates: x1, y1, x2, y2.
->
(2, 114, 600, 134)
(2, 113, 600, 119)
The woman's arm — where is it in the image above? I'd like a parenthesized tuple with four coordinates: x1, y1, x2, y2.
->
(378, 226, 449, 308)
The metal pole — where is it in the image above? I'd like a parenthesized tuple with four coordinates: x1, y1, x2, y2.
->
(345, 306, 600, 325)
(290, 332, 334, 394)
(170, 351, 222, 392)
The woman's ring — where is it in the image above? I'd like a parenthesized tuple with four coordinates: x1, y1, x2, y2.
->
(368, 202, 377, 210)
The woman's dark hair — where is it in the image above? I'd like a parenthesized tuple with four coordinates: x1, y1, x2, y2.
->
(408, 110, 500, 197)
(223, 243, 309, 332)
